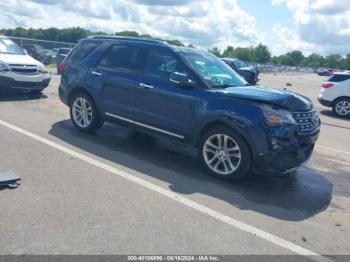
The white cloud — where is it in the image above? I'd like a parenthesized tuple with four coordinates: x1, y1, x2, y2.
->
(272, 0, 350, 55)
(270, 24, 321, 55)
(1, 0, 48, 19)
(0, 0, 261, 50)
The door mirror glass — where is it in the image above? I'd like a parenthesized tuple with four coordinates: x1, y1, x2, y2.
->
(170, 72, 195, 88)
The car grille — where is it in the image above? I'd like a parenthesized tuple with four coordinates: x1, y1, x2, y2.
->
(9, 64, 38, 74)
(293, 110, 320, 135)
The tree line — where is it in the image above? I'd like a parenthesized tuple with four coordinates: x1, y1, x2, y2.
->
(1, 27, 349, 70)
(209, 45, 350, 70)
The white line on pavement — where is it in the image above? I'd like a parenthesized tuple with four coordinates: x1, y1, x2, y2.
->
(316, 145, 350, 156)
(0, 119, 333, 262)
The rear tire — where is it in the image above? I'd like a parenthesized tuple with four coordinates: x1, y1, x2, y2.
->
(199, 126, 252, 181)
(69, 93, 103, 132)
(332, 97, 350, 117)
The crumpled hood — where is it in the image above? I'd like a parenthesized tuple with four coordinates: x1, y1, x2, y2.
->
(0, 54, 42, 66)
(240, 66, 258, 73)
(216, 85, 313, 111)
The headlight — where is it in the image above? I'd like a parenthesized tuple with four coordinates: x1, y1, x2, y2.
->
(0, 61, 10, 72)
(260, 104, 296, 127)
(38, 64, 48, 74)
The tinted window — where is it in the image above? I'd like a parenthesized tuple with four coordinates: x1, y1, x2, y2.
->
(69, 42, 98, 62)
(98, 45, 142, 72)
(329, 74, 350, 82)
(144, 49, 188, 81)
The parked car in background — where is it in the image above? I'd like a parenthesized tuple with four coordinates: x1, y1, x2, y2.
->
(316, 68, 334, 77)
(56, 48, 71, 74)
(42, 49, 57, 65)
(222, 58, 259, 85)
(0, 35, 51, 94)
(318, 72, 350, 117)
(23, 44, 46, 62)
(59, 36, 320, 180)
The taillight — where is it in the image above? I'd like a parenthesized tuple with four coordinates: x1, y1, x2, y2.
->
(322, 82, 333, 88)
(60, 61, 65, 72)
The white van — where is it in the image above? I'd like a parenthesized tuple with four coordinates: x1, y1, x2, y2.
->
(0, 35, 51, 94)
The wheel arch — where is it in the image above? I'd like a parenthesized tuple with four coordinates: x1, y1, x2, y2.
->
(67, 85, 104, 119)
(332, 96, 350, 106)
(67, 86, 95, 106)
(193, 118, 256, 162)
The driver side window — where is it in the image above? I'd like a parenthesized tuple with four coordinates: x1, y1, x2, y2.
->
(144, 49, 188, 81)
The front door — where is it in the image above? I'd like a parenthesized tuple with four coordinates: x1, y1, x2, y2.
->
(134, 48, 200, 139)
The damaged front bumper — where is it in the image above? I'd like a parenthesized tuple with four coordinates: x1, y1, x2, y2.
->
(254, 125, 320, 175)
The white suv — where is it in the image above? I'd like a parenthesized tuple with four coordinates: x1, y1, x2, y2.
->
(318, 72, 350, 117)
(0, 35, 51, 94)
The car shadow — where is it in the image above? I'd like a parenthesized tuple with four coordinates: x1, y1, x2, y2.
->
(0, 92, 47, 102)
(49, 120, 333, 222)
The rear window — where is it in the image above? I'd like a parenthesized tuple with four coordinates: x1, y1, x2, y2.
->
(68, 42, 99, 62)
(329, 74, 350, 82)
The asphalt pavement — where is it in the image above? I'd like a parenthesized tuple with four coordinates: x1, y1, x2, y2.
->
(0, 72, 349, 260)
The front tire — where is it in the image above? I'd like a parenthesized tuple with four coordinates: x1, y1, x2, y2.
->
(332, 97, 350, 117)
(199, 126, 252, 181)
(69, 93, 103, 132)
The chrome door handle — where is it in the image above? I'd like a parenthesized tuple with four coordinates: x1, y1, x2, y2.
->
(91, 71, 102, 76)
(139, 83, 154, 89)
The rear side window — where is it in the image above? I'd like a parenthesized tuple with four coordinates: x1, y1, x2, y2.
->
(69, 42, 99, 62)
(98, 45, 142, 72)
(329, 74, 350, 82)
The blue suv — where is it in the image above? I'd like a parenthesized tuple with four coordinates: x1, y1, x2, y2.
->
(59, 36, 320, 180)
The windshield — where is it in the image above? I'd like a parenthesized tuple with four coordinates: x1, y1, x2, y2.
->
(233, 59, 247, 69)
(180, 50, 246, 88)
(0, 38, 25, 55)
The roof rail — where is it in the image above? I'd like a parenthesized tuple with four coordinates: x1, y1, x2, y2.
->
(87, 35, 166, 45)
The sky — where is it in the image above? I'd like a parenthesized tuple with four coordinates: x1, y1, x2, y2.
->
(0, 0, 350, 56)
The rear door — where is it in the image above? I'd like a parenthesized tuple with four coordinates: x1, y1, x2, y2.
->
(89, 44, 144, 124)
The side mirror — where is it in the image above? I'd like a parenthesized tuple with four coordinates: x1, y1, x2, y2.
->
(170, 72, 195, 88)
(23, 49, 28, 55)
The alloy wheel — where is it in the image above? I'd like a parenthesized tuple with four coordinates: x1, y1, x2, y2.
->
(72, 97, 93, 128)
(203, 134, 242, 175)
(335, 100, 350, 116)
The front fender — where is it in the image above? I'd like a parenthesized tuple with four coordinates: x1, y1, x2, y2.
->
(190, 113, 268, 162)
